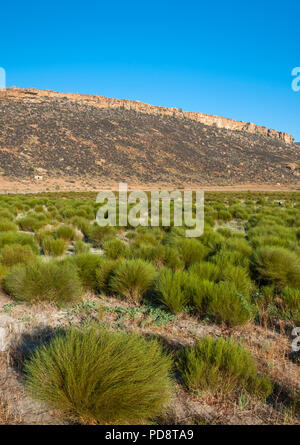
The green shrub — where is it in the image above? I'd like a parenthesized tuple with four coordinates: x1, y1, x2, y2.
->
(155, 268, 189, 313)
(131, 243, 164, 265)
(221, 265, 253, 298)
(163, 246, 185, 270)
(0, 209, 15, 221)
(281, 287, 300, 312)
(179, 239, 207, 268)
(0, 264, 8, 282)
(24, 327, 173, 424)
(103, 238, 130, 260)
(208, 281, 255, 326)
(0, 218, 18, 232)
(189, 262, 222, 282)
(0, 231, 39, 254)
(251, 247, 300, 288)
(212, 249, 250, 270)
(17, 215, 47, 232)
(110, 259, 156, 303)
(96, 259, 120, 293)
(72, 253, 104, 290)
(177, 336, 273, 398)
(74, 240, 90, 254)
(0, 244, 36, 267)
(42, 237, 67, 256)
(55, 225, 77, 241)
(186, 276, 215, 313)
(4, 260, 82, 305)
(88, 225, 117, 245)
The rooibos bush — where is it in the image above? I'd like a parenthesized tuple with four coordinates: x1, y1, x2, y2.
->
(251, 247, 300, 288)
(24, 327, 173, 424)
(177, 336, 273, 398)
(0, 219, 18, 232)
(72, 253, 104, 290)
(42, 237, 67, 256)
(4, 260, 82, 305)
(103, 238, 130, 260)
(110, 259, 156, 303)
(155, 268, 189, 313)
(208, 281, 255, 326)
(0, 244, 36, 267)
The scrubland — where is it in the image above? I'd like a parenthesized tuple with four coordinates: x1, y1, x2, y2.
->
(0, 191, 299, 425)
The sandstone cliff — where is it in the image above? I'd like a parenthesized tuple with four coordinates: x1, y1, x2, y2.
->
(0, 87, 294, 145)
(0, 87, 299, 187)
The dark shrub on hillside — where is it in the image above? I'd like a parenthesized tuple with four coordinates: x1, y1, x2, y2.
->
(177, 336, 273, 398)
(24, 328, 173, 424)
(4, 260, 82, 305)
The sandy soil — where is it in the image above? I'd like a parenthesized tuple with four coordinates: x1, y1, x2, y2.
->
(0, 176, 299, 194)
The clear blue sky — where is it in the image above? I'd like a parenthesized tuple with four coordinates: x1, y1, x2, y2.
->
(1, 0, 299, 140)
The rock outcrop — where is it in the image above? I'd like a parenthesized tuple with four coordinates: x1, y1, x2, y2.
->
(0, 87, 295, 145)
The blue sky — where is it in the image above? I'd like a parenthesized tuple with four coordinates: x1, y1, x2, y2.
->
(1, 0, 299, 140)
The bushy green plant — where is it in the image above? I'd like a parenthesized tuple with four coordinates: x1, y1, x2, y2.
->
(251, 247, 300, 288)
(74, 240, 90, 254)
(95, 259, 120, 293)
(186, 276, 215, 313)
(88, 225, 117, 245)
(0, 244, 36, 267)
(17, 215, 47, 232)
(110, 259, 156, 303)
(4, 260, 82, 304)
(221, 265, 253, 298)
(103, 238, 130, 260)
(24, 327, 173, 424)
(179, 239, 207, 268)
(55, 225, 77, 241)
(42, 237, 67, 256)
(208, 281, 255, 326)
(0, 209, 15, 221)
(177, 336, 273, 398)
(155, 268, 188, 313)
(189, 262, 222, 282)
(163, 246, 185, 270)
(280, 287, 300, 312)
(0, 218, 18, 232)
(0, 231, 40, 254)
(72, 253, 104, 290)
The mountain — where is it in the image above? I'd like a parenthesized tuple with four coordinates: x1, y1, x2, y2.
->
(0, 87, 299, 189)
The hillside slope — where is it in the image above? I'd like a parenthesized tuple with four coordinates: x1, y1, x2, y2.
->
(0, 88, 299, 188)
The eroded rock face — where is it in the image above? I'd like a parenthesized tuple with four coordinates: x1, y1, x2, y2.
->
(0, 87, 295, 145)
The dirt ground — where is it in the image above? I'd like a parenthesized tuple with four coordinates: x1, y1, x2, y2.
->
(0, 176, 299, 194)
